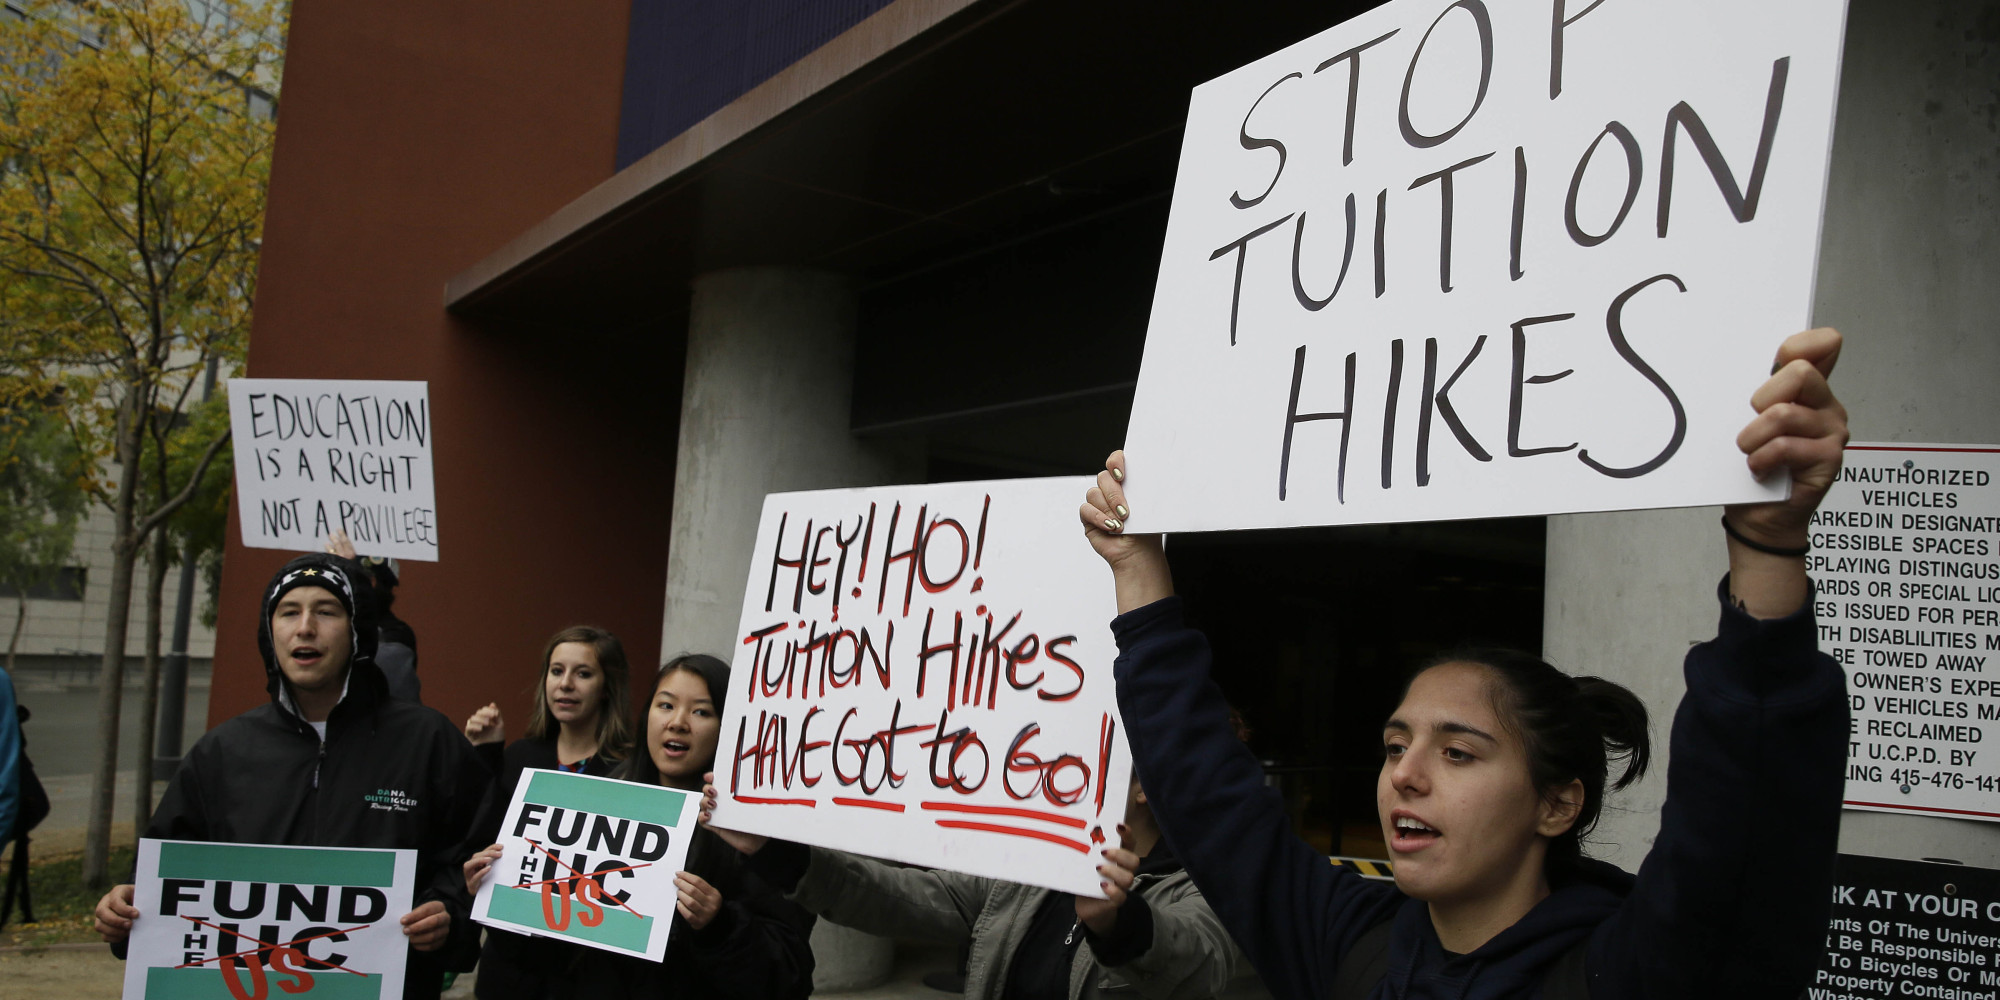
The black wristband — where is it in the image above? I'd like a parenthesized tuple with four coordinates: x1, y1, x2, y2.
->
(1720, 515, 1810, 557)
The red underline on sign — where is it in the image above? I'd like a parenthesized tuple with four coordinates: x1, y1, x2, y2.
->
(172, 915, 371, 977)
(832, 797, 904, 812)
(526, 838, 646, 920)
(733, 795, 817, 807)
(1844, 799, 2000, 818)
(1846, 445, 1999, 454)
(920, 801, 1086, 829)
(935, 819, 1090, 853)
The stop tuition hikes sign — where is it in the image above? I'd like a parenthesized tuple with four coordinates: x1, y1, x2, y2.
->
(122, 839, 417, 1000)
(472, 770, 700, 961)
(1123, 0, 1850, 531)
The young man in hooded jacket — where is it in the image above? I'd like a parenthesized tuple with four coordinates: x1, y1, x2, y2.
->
(93, 553, 490, 1000)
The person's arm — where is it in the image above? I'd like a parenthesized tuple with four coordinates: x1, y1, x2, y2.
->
(1085, 874, 1243, 1000)
(745, 838, 993, 946)
(1590, 329, 1851, 997)
(413, 719, 490, 956)
(1107, 595, 1399, 1000)
(0, 670, 20, 842)
(101, 742, 217, 954)
(1082, 453, 1402, 1000)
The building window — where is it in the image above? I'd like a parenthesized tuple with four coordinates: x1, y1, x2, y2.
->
(0, 566, 88, 601)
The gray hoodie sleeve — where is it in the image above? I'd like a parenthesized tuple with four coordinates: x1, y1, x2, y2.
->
(1095, 874, 1245, 1000)
(789, 845, 997, 945)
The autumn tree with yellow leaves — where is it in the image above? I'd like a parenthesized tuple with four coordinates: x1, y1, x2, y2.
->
(0, 0, 282, 887)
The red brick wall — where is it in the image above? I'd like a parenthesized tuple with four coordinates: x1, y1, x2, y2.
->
(211, 0, 679, 736)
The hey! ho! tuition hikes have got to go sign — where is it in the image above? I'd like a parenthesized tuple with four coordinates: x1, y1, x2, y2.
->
(1124, 0, 1850, 532)
(122, 839, 417, 1000)
(473, 770, 700, 961)
(709, 478, 1130, 898)
(227, 379, 438, 560)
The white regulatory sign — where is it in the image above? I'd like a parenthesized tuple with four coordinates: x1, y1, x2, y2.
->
(1810, 443, 2000, 822)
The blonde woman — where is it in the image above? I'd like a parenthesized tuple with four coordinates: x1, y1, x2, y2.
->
(458, 626, 634, 999)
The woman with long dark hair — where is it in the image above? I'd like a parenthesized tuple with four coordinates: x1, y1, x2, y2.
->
(465, 653, 816, 999)
(1079, 329, 1852, 998)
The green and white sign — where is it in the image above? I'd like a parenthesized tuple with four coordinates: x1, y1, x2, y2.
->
(121, 839, 416, 1000)
(471, 769, 699, 961)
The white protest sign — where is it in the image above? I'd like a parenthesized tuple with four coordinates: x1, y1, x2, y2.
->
(1810, 444, 2000, 823)
(1124, 0, 1850, 531)
(472, 769, 700, 960)
(122, 839, 416, 1000)
(227, 379, 438, 560)
(709, 478, 1130, 897)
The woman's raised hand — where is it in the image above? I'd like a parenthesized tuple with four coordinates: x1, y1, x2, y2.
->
(1724, 327, 1849, 617)
(464, 703, 504, 746)
(1078, 450, 1175, 614)
(699, 773, 769, 856)
(1728, 328, 1849, 542)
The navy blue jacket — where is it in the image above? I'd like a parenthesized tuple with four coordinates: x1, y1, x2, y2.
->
(1111, 578, 1847, 999)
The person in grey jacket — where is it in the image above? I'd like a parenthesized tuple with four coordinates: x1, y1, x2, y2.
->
(700, 777, 1250, 1000)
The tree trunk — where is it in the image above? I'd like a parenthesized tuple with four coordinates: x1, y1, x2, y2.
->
(134, 530, 170, 838)
(7, 597, 22, 674)
(83, 399, 144, 889)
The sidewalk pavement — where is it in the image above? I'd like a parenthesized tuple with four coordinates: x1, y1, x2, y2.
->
(0, 939, 967, 1000)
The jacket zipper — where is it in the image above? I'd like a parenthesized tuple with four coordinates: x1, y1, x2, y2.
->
(313, 734, 327, 789)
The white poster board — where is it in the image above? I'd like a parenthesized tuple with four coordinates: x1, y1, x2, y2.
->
(227, 379, 439, 560)
(122, 839, 416, 1000)
(709, 478, 1130, 897)
(1811, 444, 2000, 823)
(471, 769, 700, 960)
(1124, 0, 1850, 531)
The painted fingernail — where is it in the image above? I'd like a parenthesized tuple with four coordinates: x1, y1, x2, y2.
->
(1111, 468, 1124, 482)
(1104, 518, 1122, 531)
(1115, 505, 1128, 518)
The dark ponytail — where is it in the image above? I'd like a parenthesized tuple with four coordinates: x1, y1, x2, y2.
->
(1411, 648, 1651, 874)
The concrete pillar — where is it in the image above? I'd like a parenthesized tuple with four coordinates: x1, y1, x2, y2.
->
(1545, 0, 2000, 871)
(660, 266, 907, 990)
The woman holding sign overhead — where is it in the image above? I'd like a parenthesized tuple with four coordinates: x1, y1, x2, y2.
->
(1080, 329, 1852, 999)
(464, 652, 816, 999)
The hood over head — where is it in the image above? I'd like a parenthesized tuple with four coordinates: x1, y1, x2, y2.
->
(257, 553, 382, 707)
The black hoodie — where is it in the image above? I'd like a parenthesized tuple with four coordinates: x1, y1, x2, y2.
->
(1110, 581, 1847, 1000)
(139, 553, 491, 1000)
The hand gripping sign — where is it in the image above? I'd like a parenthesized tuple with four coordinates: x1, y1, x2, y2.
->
(708, 478, 1131, 898)
(1123, 0, 1850, 532)
(472, 770, 701, 960)
(122, 839, 416, 1000)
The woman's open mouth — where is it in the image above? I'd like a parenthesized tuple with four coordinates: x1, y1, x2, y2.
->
(661, 739, 691, 758)
(1390, 813, 1440, 852)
